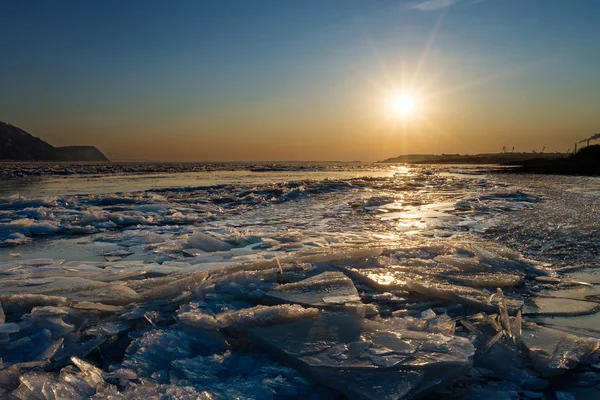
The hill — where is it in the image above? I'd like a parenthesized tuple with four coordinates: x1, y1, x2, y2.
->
(0, 121, 109, 162)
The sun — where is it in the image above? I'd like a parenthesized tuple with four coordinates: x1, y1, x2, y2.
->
(390, 94, 416, 117)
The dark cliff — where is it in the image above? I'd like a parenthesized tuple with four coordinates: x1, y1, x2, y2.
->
(0, 121, 109, 162)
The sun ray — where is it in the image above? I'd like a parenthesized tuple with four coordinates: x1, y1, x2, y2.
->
(411, 8, 447, 88)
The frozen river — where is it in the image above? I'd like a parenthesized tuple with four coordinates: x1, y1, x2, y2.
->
(0, 162, 599, 399)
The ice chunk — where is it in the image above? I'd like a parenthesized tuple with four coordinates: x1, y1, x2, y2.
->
(122, 330, 193, 377)
(137, 203, 169, 213)
(73, 302, 121, 313)
(0, 294, 69, 317)
(37, 337, 65, 362)
(555, 392, 576, 400)
(71, 356, 105, 388)
(513, 310, 522, 349)
(0, 323, 20, 333)
(187, 232, 233, 252)
(443, 272, 523, 289)
(177, 308, 223, 330)
(494, 288, 513, 342)
(531, 311, 600, 337)
(102, 249, 133, 260)
(406, 280, 523, 314)
(379, 314, 456, 336)
(521, 323, 600, 376)
(460, 313, 532, 382)
(44, 282, 141, 305)
(171, 354, 229, 383)
(51, 336, 108, 369)
(435, 255, 490, 272)
(264, 272, 362, 311)
(16, 371, 61, 399)
(134, 270, 210, 301)
(538, 286, 600, 303)
(240, 311, 474, 399)
(103, 367, 138, 385)
(86, 321, 131, 336)
(41, 380, 88, 399)
(28, 306, 71, 318)
(523, 297, 599, 316)
(27, 316, 74, 339)
(218, 304, 320, 328)
(0, 365, 22, 391)
(3, 232, 31, 246)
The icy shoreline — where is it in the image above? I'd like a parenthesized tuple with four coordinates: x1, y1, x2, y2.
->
(0, 161, 382, 180)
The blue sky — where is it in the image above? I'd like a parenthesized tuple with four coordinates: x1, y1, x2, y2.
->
(1, 0, 599, 160)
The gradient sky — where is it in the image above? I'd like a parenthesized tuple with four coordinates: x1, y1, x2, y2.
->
(1, 0, 599, 161)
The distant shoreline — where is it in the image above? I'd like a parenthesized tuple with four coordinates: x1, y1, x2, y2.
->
(503, 145, 600, 176)
(379, 152, 569, 165)
(380, 150, 600, 176)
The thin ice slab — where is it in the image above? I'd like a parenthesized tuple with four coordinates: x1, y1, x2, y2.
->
(340, 265, 523, 313)
(562, 269, 600, 285)
(406, 281, 523, 314)
(538, 286, 600, 303)
(531, 312, 600, 335)
(264, 272, 363, 311)
(523, 297, 599, 316)
(442, 272, 523, 289)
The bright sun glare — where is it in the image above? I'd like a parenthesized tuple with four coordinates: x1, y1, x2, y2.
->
(390, 94, 416, 117)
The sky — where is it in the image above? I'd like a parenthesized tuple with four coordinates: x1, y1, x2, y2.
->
(1, 0, 599, 161)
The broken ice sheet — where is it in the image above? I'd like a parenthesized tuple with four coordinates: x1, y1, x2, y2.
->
(38, 281, 141, 305)
(442, 272, 523, 289)
(378, 313, 457, 336)
(264, 271, 364, 311)
(233, 309, 474, 399)
(462, 309, 600, 381)
(523, 297, 599, 316)
(187, 231, 233, 252)
(217, 304, 321, 328)
(102, 248, 133, 258)
(537, 285, 600, 303)
(521, 322, 600, 377)
(406, 280, 523, 314)
(531, 312, 600, 336)
(335, 247, 527, 313)
(563, 269, 600, 285)
(122, 329, 194, 377)
(0, 166, 596, 398)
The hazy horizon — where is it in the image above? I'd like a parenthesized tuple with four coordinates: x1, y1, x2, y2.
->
(2, 0, 599, 162)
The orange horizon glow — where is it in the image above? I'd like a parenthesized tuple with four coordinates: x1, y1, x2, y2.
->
(2, 2, 597, 162)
